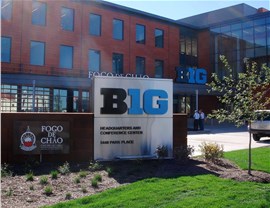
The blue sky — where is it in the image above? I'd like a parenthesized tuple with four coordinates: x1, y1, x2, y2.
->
(106, 0, 270, 20)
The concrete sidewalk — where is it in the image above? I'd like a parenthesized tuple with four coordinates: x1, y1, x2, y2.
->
(187, 120, 270, 156)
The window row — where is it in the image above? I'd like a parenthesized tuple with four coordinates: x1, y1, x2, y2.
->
(1, 0, 164, 47)
(1, 84, 90, 112)
(1, 37, 164, 78)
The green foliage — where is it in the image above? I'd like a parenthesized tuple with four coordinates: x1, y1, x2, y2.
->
(40, 176, 48, 185)
(65, 193, 72, 200)
(89, 161, 103, 171)
(1, 163, 13, 177)
(26, 171, 34, 181)
(106, 167, 113, 177)
(44, 185, 53, 196)
(58, 161, 70, 175)
(29, 185, 34, 191)
(45, 175, 270, 208)
(224, 147, 270, 173)
(5, 188, 13, 197)
(94, 174, 102, 182)
(74, 176, 80, 184)
(50, 170, 58, 179)
(81, 186, 87, 193)
(91, 178, 98, 188)
(174, 145, 195, 162)
(155, 145, 168, 158)
(207, 56, 270, 126)
(79, 170, 87, 178)
(199, 142, 224, 163)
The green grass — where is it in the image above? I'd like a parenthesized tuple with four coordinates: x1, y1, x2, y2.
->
(224, 147, 270, 173)
(44, 174, 270, 208)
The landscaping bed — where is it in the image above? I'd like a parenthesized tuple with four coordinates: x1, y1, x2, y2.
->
(1, 157, 270, 208)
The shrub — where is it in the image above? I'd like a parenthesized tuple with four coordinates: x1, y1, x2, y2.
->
(1, 163, 13, 177)
(65, 193, 72, 200)
(106, 167, 113, 177)
(6, 188, 13, 197)
(89, 161, 103, 171)
(174, 145, 195, 162)
(94, 174, 102, 182)
(26, 171, 34, 181)
(58, 161, 70, 175)
(155, 145, 168, 158)
(44, 185, 53, 196)
(91, 178, 98, 188)
(79, 170, 87, 178)
(40, 176, 48, 185)
(81, 186, 87, 193)
(29, 185, 34, 191)
(50, 170, 58, 179)
(199, 142, 224, 163)
(74, 177, 80, 184)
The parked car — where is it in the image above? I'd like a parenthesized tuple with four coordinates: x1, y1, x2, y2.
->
(249, 110, 270, 141)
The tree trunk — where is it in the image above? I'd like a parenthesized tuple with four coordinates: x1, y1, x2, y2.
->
(248, 125, 252, 175)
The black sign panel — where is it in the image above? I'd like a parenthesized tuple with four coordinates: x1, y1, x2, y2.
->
(14, 121, 70, 154)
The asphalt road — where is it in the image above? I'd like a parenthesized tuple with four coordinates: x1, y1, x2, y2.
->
(187, 123, 270, 156)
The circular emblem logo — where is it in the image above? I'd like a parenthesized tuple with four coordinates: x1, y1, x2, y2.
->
(20, 126, 37, 151)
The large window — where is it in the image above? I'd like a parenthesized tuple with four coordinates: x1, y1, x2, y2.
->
(136, 56, 145, 75)
(59, 45, 73, 69)
(155, 29, 164, 48)
(21, 86, 50, 112)
(155, 60, 164, 78)
(1, 0, 12, 20)
(112, 53, 123, 74)
(136, 24, 145, 44)
(32, 1, 46, 26)
(82, 91, 90, 112)
(61, 7, 74, 31)
(1, 36, 11, 62)
(89, 14, 101, 36)
(53, 89, 67, 112)
(89, 49, 100, 72)
(113, 19, 123, 40)
(30, 41, 45, 66)
(1, 84, 17, 112)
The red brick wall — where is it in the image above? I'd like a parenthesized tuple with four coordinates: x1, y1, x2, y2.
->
(2, 0, 179, 79)
(1, 113, 187, 163)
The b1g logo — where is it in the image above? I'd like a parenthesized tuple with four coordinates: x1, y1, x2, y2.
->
(100, 88, 168, 115)
(176, 67, 207, 84)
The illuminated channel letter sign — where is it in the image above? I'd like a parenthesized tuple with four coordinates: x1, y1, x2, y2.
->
(93, 76, 173, 160)
(175, 67, 207, 84)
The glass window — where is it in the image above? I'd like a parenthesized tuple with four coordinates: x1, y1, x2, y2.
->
(113, 19, 123, 40)
(155, 60, 163, 78)
(1, 0, 12, 20)
(82, 91, 90, 112)
(192, 38, 197, 57)
(254, 18, 265, 26)
(112, 53, 123, 74)
(243, 28, 254, 49)
(243, 20, 253, 28)
(89, 13, 101, 36)
(155, 29, 164, 48)
(32, 1, 46, 26)
(30, 41, 45, 66)
(21, 86, 50, 112)
(254, 25, 266, 47)
(61, 7, 74, 31)
(59, 45, 73, 69)
(73, 90, 79, 112)
(136, 24, 145, 44)
(89, 49, 100, 72)
(53, 89, 67, 112)
(231, 23, 241, 30)
(1, 36, 11, 62)
(136, 56, 145, 75)
(1, 84, 17, 112)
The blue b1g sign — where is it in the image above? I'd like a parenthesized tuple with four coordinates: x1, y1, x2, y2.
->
(93, 76, 173, 160)
(176, 67, 207, 84)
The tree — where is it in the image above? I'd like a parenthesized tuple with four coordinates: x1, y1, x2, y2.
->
(207, 55, 270, 174)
